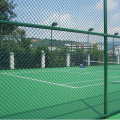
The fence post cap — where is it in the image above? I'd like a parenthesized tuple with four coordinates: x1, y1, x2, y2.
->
(41, 50, 44, 53)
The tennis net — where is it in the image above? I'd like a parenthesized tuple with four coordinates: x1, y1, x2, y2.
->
(84, 60, 120, 70)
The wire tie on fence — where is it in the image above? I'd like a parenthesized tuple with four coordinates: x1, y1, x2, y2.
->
(104, 33, 107, 36)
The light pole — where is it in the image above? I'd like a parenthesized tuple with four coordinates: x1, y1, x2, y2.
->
(87, 28, 94, 66)
(51, 22, 58, 52)
(88, 28, 94, 45)
(113, 32, 119, 62)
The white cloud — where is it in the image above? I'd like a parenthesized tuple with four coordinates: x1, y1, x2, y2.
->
(96, 0, 118, 11)
(41, 13, 75, 40)
(43, 13, 74, 28)
(40, 11, 119, 41)
(108, 13, 120, 34)
(112, 27, 120, 33)
(42, 13, 105, 41)
(111, 13, 120, 21)
(107, 26, 120, 35)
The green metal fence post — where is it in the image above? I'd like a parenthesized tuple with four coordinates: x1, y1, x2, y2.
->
(0, 24, 1, 70)
(104, 0, 108, 118)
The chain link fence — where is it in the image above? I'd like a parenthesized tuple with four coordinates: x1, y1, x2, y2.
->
(0, 0, 120, 119)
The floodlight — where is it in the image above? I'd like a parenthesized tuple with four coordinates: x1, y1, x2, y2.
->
(88, 28, 94, 32)
(52, 22, 58, 27)
(114, 33, 119, 36)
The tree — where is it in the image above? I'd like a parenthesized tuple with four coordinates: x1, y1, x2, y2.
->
(47, 49, 66, 68)
(0, 0, 17, 35)
(32, 46, 49, 68)
(89, 44, 103, 61)
(60, 46, 69, 53)
(71, 48, 85, 66)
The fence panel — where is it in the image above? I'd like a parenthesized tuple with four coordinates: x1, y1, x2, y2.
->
(0, 0, 120, 119)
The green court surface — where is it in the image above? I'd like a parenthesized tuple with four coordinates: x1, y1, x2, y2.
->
(107, 113, 120, 119)
(0, 66, 120, 119)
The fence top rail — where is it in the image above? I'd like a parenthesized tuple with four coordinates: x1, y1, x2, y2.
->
(0, 20, 120, 38)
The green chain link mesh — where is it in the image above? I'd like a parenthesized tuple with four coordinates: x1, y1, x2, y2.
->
(0, 0, 120, 119)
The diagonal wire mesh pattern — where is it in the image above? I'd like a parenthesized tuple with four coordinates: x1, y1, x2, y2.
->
(0, 0, 120, 119)
(107, 0, 120, 116)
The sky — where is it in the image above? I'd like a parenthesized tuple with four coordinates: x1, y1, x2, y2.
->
(12, 0, 120, 42)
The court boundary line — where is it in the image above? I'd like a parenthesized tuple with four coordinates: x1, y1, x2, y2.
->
(3, 69, 118, 77)
(2, 69, 104, 77)
(64, 76, 120, 85)
(2, 73, 104, 89)
(64, 78, 104, 84)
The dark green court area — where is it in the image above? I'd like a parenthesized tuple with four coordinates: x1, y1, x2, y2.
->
(1, 66, 120, 119)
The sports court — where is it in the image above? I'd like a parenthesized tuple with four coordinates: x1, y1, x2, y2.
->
(1, 65, 120, 119)
(0, 0, 120, 119)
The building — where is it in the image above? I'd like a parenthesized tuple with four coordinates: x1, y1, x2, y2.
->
(65, 42, 104, 51)
(48, 47, 57, 51)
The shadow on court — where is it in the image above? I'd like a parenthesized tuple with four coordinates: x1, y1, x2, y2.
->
(1, 90, 120, 119)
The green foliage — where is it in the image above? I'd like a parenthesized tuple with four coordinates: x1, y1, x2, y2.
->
(0, 0, 17, 35)
(71, 48, 86, 66)
(31, 46, 49, 68)
(47, 50, 66, 68)
(35, 46, 49, 53)
(60, 46, 69, 53)
(89, 44, 103, 61)
(1, 34, 104, 69)
(0, 0, 16, 20)
(0, 0, 31, 69)
(31, 39, 81, 50)
(45, 47, 68, 68)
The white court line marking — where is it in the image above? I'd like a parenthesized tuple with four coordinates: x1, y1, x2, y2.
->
(112, 80, 120, 82)
(2, 73, 104, 89)
(109, 76, 120, 78)
(64, 76, 120, 85)
(5, 70, 104, 77)
(64, 78, 103, 84)
(13, 70, 118, 78)
(5, 67, 119, 75)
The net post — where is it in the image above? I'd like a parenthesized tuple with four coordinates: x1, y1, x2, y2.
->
(41, 50, 45, 68)
(10, 52, 14, 70)
(0, 24, 1, 70)
(104, 0, 108, 118)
